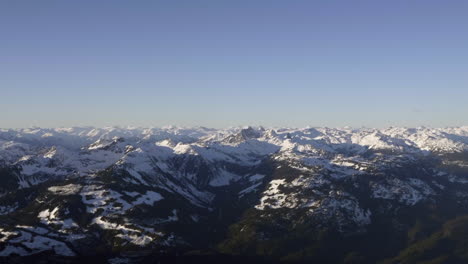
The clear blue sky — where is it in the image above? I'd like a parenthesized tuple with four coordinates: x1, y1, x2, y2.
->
(1, 0, 467, 128)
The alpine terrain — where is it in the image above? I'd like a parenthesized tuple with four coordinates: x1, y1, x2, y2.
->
(0, 126, 468, 263)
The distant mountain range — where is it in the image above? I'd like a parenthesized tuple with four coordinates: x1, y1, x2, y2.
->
(1, 126, 468, 263)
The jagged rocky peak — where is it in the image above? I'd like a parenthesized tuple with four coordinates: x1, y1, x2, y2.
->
(87, 136, 126, 151)
(240, 126, 262, 139)
(223, 126, 264, 144)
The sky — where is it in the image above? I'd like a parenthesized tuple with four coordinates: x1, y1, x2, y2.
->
(1, 0, 467, 128)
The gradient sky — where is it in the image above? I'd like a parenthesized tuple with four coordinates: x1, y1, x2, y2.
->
(1, 0, 467, 128)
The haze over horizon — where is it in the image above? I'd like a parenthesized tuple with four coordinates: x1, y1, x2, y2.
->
(2, 0, 467, 128)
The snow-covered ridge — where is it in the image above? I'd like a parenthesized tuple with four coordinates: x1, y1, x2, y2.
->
(0, 126, 468, 258)
(1, 126, 467, 179)
(1, 126, 467, 151)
